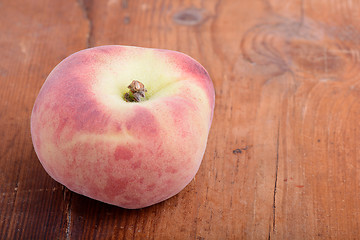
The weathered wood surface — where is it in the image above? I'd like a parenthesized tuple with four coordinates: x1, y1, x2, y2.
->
(1, 0, 360, 239)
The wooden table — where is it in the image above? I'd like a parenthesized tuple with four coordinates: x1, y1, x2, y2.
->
(1, 0, 360, 239)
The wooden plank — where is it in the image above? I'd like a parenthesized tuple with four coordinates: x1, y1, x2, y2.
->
(1, 0, 360, 239)
(0, 0, 89, 239)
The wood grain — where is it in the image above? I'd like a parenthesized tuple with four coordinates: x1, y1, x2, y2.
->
(1, 0, 360, 239)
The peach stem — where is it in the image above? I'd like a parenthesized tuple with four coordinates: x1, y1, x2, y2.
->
(124, 80, 147, 102)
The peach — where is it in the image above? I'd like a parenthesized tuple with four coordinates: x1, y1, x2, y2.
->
(30, 45, 215, 209)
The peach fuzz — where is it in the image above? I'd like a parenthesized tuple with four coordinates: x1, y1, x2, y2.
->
(30, 45, 215, 209)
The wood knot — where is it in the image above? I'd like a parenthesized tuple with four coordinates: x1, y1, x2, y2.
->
(233, 146, 249, 154)
(240, 18, 352, 79)
(173, 8, 203, 26)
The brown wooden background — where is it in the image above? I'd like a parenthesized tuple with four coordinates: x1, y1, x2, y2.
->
(1, 0, 360, 239)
